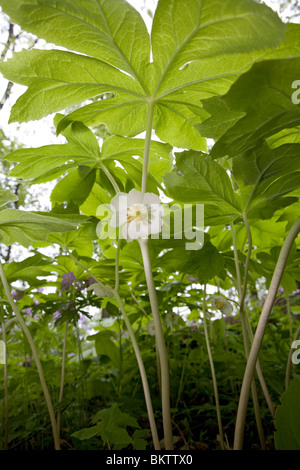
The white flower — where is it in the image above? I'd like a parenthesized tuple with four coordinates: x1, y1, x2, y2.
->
(109, 189, 164, 242)
(165, 312, 178, 329)
(146, 320, 156, 336)
(210, 295, 233, 315)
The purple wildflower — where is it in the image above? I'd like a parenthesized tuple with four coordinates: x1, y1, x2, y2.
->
(61, 272, 76, 291)
(12, 290, 24, 301)
(86, 277, 96, 287)
(25, 308, 33, 316)
(53, 310, 62, 322)
(186, 276, 198, 283)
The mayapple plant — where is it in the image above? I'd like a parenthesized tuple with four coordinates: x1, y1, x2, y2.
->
(0, 0, 300, 451)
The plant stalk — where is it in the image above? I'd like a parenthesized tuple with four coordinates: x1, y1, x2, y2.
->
(202, 285, 225, 450)
(113, 290, 161, 450)
(233, 216, 300, 450)
(57, 321, 68, 439)
(231, 221, 266, 448)
(139, 238, 173, 450)
(1, 320, 8, 450)
(69, 251, 160, 450)
(141, 99, 155, 195)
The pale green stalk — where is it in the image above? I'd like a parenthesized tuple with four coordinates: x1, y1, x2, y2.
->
(99, 161, 120, 194)
(286, 294, 293, 343)
(1, 320, 8, 449)
(202, 285, 225, 450)
(114, 290, 161, 449)
(234, 216, 300, 450)
(68, 250, 161, 450)
(231, 220, 266, 448)
(131, 292, 162, 394)
(231, 221, 274, 417)
(139, 238, 173, 450)
(139, 99, 173, 449)
(57, 322, 68, 438)
(114, 238, 160, 449)
(141, 99, 155, 195)
(0, 261, 60, 450)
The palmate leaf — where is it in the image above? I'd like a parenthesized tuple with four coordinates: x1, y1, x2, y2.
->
(203, 59, 300, 157)
(0, 209, 77, 247)
(5, 117, 171, 206)
(0, 0, 287, 150)
(198, 24, 300, 153)
(164, 142, 300, 226)
(164, 150, 242, 224)
(4, 119, 100, 183)
(232, 143, 300, 219)
(4, 253, 52, 283)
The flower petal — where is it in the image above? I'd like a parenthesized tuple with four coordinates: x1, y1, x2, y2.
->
(143, 192, 161, 206)
(127, 188, 144, 206)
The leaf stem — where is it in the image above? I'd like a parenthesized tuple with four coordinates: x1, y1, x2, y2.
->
(0, 260, 60, 450)
(233, 216, 300, 450)
(68, 251, 160, 449)
(113, 290, 161, 450)
(231, 220, 266, 448)
(139, 238, 173, 450)
(141, 99, 155, 195)
(1, 320, 8, 450)
(202, 285, 225, 450)
(99, 161, 120, 194)
(57, 321, 68, 439)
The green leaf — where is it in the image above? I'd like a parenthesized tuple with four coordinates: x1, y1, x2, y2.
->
(0, 209, 77, 247)
(50, 166, 96, 206)
(0, 0, 150, 83)
(0, 0, 287, 150)
(87, 283, 114, 298)
(93, 332, 120, 369)
(233, 144, 300, 218)
(4, 253, 52, 284)
(267, 126, 300, 149)
(72, 424, 103, 441)
(275, 378, 300, 450)
(208, 55, 300, 158)
(164, 150, 241, 214)
(132, 429, 149, 450)
(6, 118, 100, 183)
(0, 189, 18, 208)
(73, 403, 138, 449)
(101, 135, 172, 182)
(157, 238, 225, 283)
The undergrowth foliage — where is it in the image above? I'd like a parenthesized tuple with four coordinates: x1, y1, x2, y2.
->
(0, 0, 300, 451)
